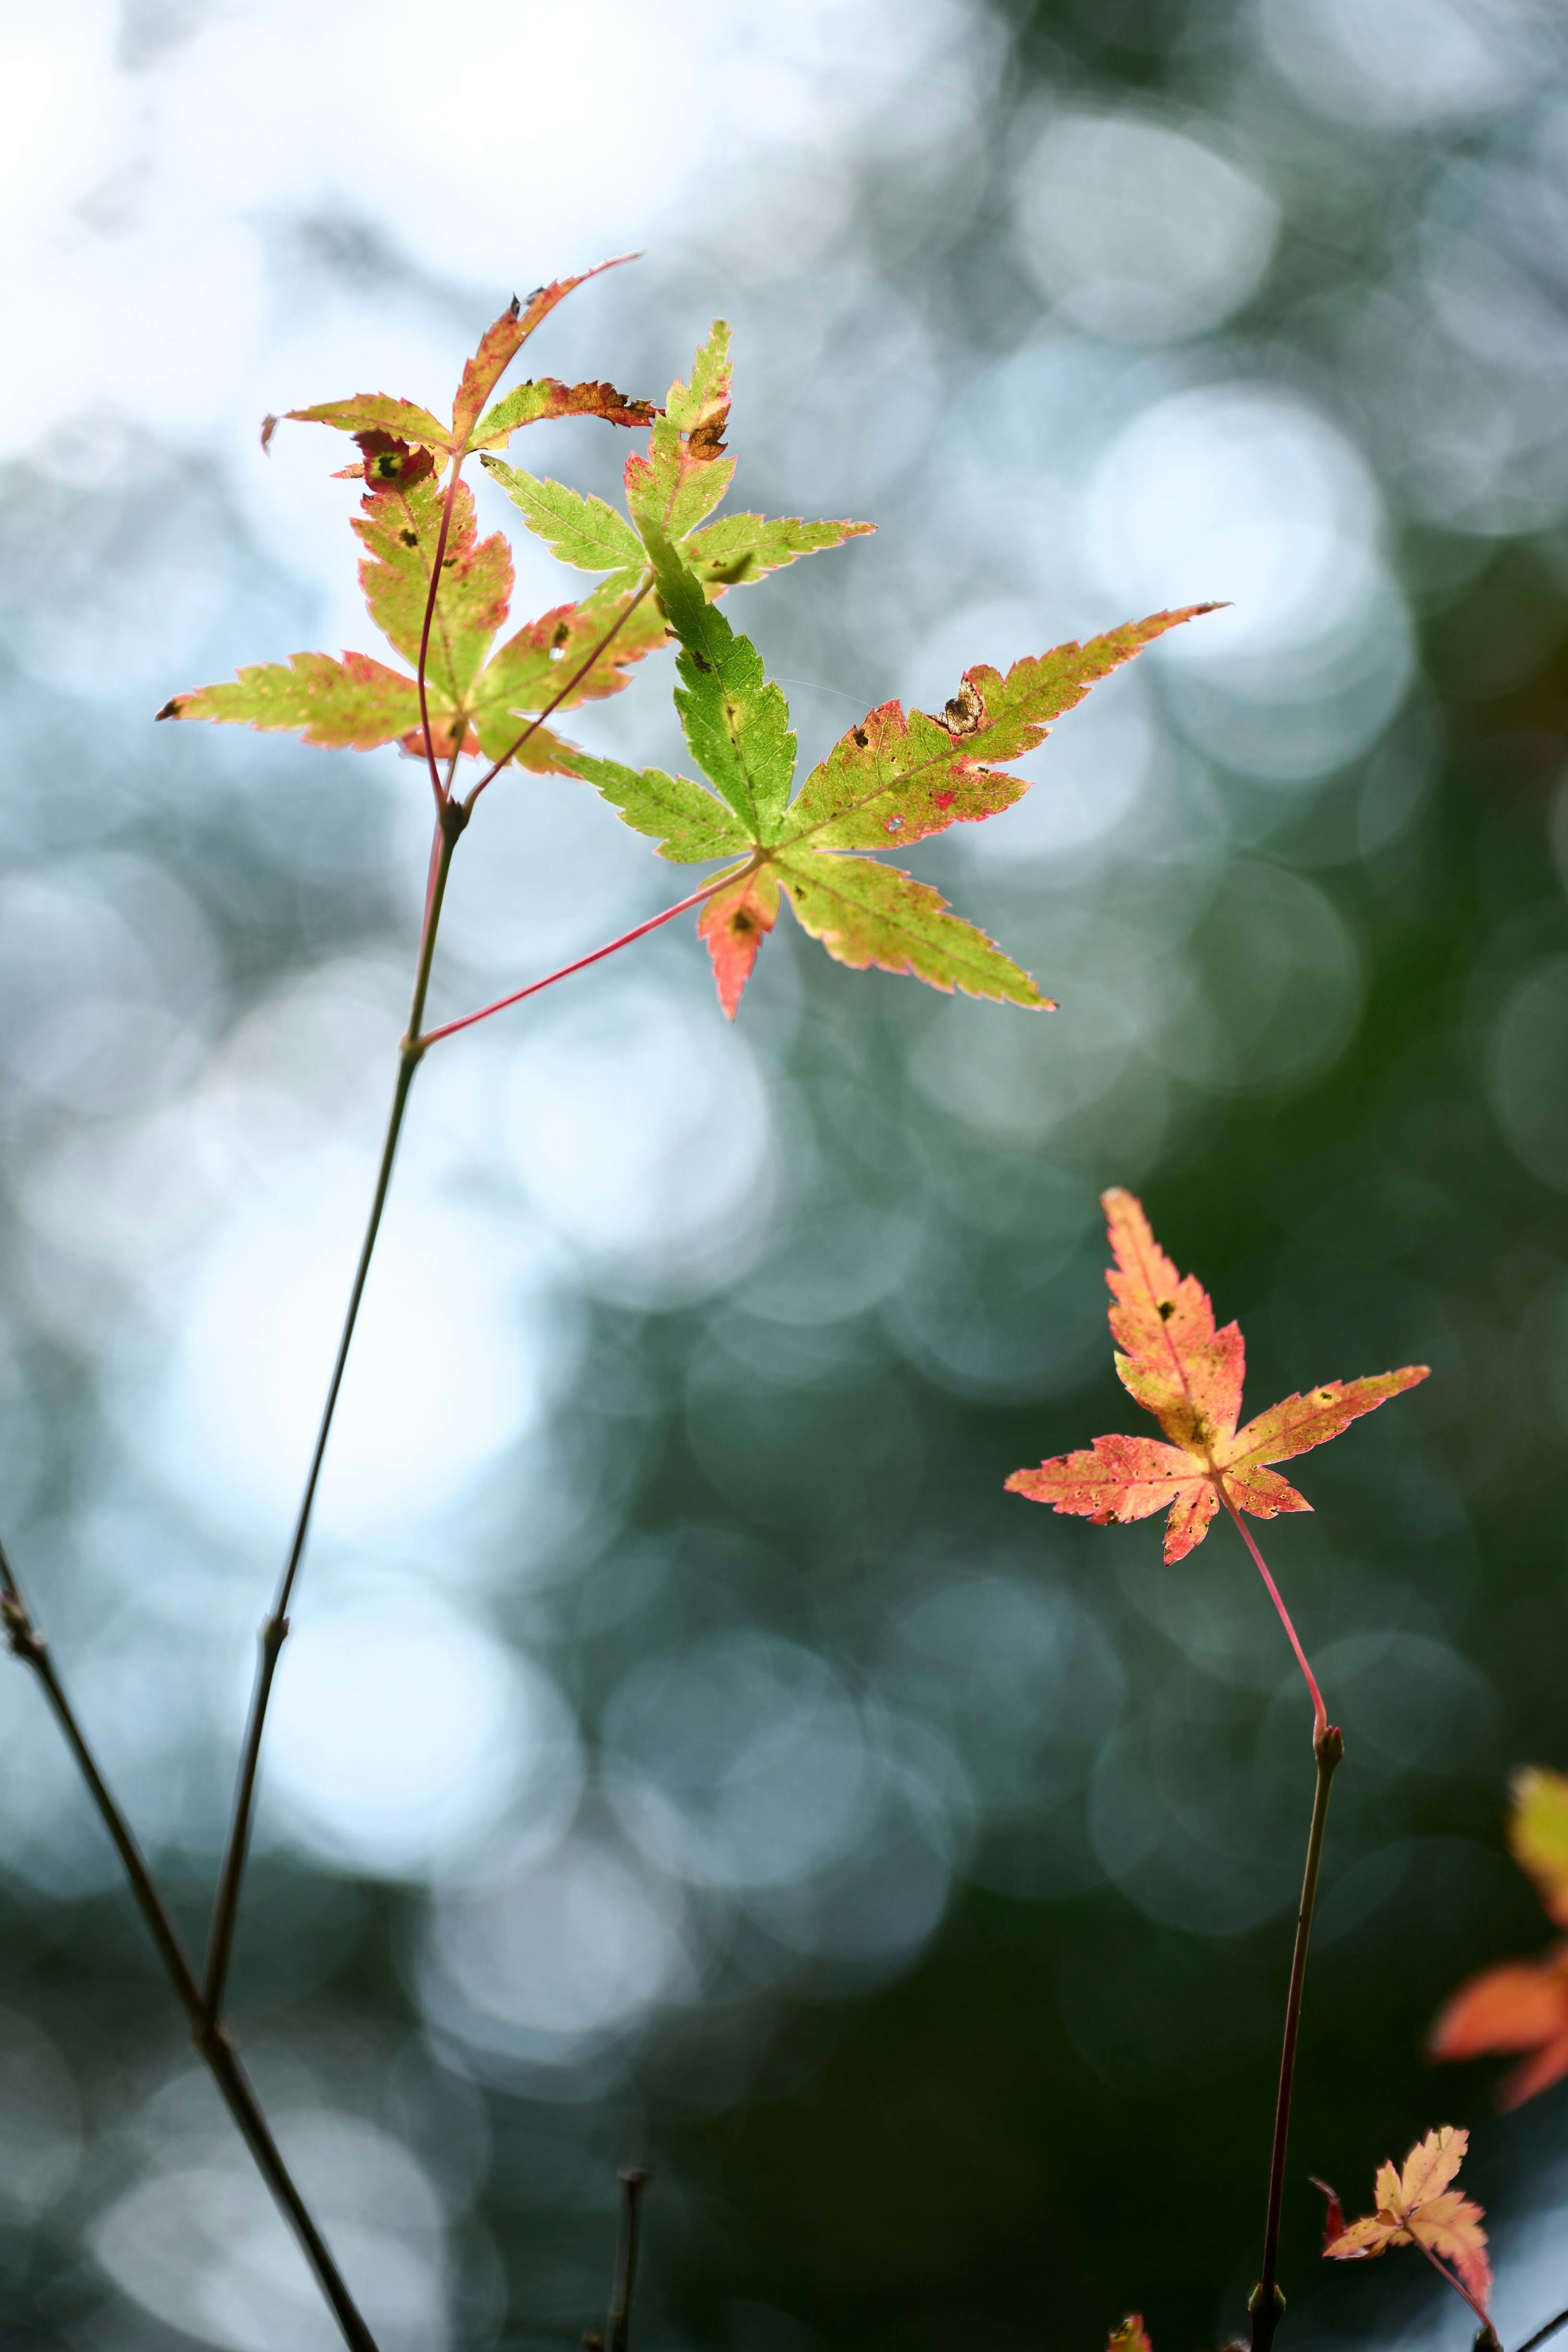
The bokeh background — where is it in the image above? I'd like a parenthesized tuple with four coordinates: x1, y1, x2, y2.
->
(4, 0, 1568, 2346)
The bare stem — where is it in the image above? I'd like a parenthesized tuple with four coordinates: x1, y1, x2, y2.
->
(203, 801, 466, 2027)
(606, 2167, 650, 2352)
(0, 1549, 378, 2350)
(1250, 1719, 1343, 2352)
(1220, 1490, 1327, 1734)
(463, 578, 655, 811)
(419, 867, 748, 1049)
(1517, 2307, 1568, 2352)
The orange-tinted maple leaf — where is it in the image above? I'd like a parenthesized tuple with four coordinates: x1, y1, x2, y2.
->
(1007, 1189, 1428, 1565)
(1323, 2127, 1491, 2323)
(698, 869, 779, 1020)
(1107, 2320, 1152, 2352)
(1431, 1767, 1568, 2107)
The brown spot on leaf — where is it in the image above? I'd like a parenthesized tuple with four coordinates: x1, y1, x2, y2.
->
(688, 403, 730, 460)
(853, 727, 869, 749)
(1158, 1300, 1175, 1321)
(551, 620, 571, 649)
(154, 697, 185, 721)
(942, 676, 985, 737)
(399, 529, 418, 548)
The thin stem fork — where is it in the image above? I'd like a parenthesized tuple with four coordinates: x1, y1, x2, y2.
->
(419, 866, 748, 1049)
(0, 1550, 377, 2350)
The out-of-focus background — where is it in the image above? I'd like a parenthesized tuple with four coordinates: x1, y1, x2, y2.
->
(4, 0, 1568, 2346)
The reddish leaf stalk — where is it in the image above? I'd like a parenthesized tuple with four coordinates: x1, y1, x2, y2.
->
(1220, 1489, 1327, 1734)
(1406, 2229, 1494, 2339)
(1250, 1718, 1343, 2352)
(0, 1547, 378, 2351)
(419, 867, 750, 1048)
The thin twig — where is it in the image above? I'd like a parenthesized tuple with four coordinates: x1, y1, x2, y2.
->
(606, 2167, 650, 2352)
(203, 801, 466, 2027)
(0, 1547, 378, 2350)
(419, 867, 749, 1049)
(1516, 2306, 1568, 2352)
(462, 578, 654, 809)
(205, 580, 688, 1998)
(1250, 1719, 1343, 2352)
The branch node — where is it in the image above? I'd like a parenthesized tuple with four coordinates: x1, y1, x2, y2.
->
(2, 1592, 42, 1664)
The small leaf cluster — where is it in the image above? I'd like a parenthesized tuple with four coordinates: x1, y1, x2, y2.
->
(159, 263, 1214, 1018)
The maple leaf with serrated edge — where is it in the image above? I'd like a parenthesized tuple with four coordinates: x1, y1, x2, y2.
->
(564, 526, 1214, 1014)
(480, 321, 874, 689)
(160, 272, 663, 768)
(1430, 1766, 1568, 2107)
(626, 319, 735, 540)
(278, 261, 655, 459)
(1007, 1189, 1428, 1566)
(158, 433, 583, 771)
(1321, 2128, 1492, 2325)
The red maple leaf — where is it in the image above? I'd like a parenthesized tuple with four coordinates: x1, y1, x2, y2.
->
(1006, 1191, 1428, 1722)
(1430, 1766, 1568, 2107)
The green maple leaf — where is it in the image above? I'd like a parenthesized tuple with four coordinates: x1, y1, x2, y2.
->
(626, 319, 735, 538)
(155, 650, 422, 751)
(484, 322, 873, 586)
(568, 528, 1218, 1015)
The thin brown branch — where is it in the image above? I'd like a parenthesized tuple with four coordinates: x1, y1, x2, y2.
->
(203, 800, 466, 2028)
(1250, 1719, 1343, 2352)
(0, 1548, 377, 2349)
